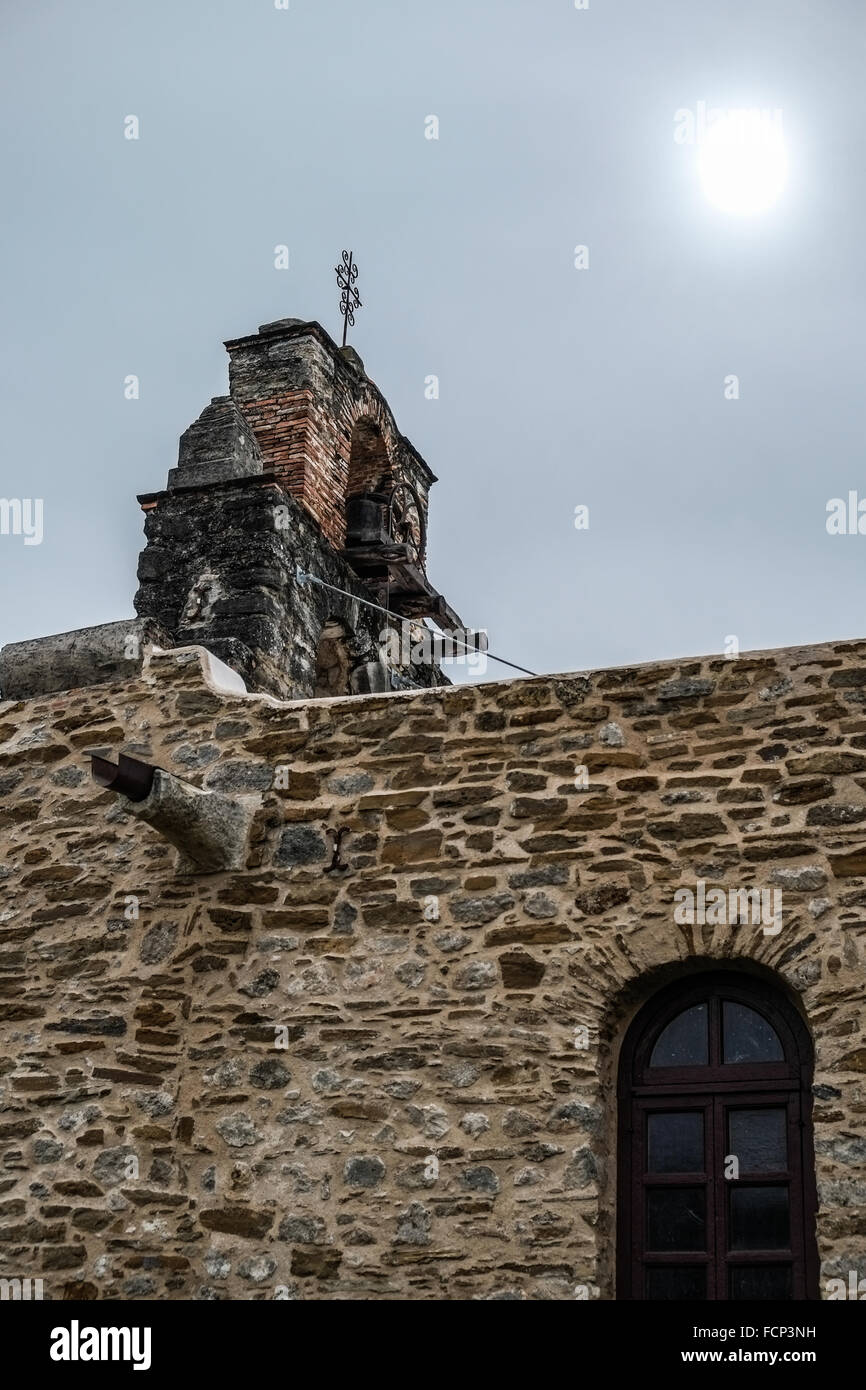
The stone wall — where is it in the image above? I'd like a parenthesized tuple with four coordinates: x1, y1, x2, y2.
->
(0, 636, 864, 1300)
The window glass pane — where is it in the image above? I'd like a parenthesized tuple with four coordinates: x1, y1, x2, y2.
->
(729, 1186, 790, 1250)
(647, 1187, 706, 1251)
(649, 1004, 708, 1067)
(723, 1001, 784, 1063)
(645, 1267, 706, 1300)
(648, 1112, 704, 1173)
(730, 1266, 792, 1300)
(728, 1109, 787, 1172)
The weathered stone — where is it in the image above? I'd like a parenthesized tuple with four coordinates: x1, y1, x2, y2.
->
(574, 883, 630, 915)
(507, 864, 569, 889)
(548, 1100, 601, 1134)
(382, 830, 442, 865)
(71, 1208, 114, 1233)
(460, 1166, 500, 1194)
(563, 1146, 599, 1190)
(829, 852, 866, 878)
(237, 1255, 277, 1282)
(344, 1156, 386, 1188)
(383, 1079, 423, 1100)
(499, 952, 545, 989)
(808, 897, 832, 919)
(450, 894, 515, 925)
(249, 1059, 291, 1090)
(216, 1114, 261, 1147)
(406, 1104, 449, 1139)
(278, 1214, 326, 1244)
(199, 1207, 273, 1239)
(506, 771, 547, 792)
(773, 778, 834, 805)
(45, 1016, 126, 1038)
(139, 922, 178, 965)
(454, 960, 497, 991)
(432, 933, 470, 954)
(290, 1247, 342, 1279)
(353, 1050, 427, 1072)
(442, 1062, 480, 1089)
(327, 771, 374, 796)
(92, 1148, 137, 1189)
(806, 804, 866, 827)
(658, 678, 714, 700)
(485, 920, 572, 945)
(769, 867, 827, 891)
(510, 797, 568, 819)
(241, 969, 281, 997)
(786, 752, 866, 775)
(395, 1162, 438, 1191)
(385, 953, 423, 988)
(0, 618, 167, 701)
(647, 814, 727, 841)
(502, 1109, 537, 1138)
(828, 669, 866, 688)
(33, 1139, 64, 1163)
(134, 1091, 174, 1118)
(274, 826, 327, 866)
(523, 891, 558, 919)
(460, 1113, 490, 1136)
(205, 761, 273, 793)
(394, 1202, 432, 1246)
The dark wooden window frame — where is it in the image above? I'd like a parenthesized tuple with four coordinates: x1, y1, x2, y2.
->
(616, 972, 819, 1300)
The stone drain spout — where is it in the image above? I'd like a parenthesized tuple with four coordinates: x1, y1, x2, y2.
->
(91, 753, 256, 872)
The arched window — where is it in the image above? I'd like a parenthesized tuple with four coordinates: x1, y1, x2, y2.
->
(617, 971, 818, 1301)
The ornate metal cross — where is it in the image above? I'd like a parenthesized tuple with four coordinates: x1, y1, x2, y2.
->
(335, 249, 362, 347)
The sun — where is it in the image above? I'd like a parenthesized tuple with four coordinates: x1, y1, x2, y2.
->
(698, 111, 788, 216)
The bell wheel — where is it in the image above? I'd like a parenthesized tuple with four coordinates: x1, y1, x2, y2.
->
(387, 481, 426, 566)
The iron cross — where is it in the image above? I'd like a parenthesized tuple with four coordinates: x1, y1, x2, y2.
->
(335, 249, 362, 347)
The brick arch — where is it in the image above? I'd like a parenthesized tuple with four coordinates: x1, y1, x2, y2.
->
(223, 320, 431, 554)
(339, 397, 404, 557)
(346, 414, 394, 500)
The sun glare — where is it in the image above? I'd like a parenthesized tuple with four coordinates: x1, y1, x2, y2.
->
(698, 111, 788, 216)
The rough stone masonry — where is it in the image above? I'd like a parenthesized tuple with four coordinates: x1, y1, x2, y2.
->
(0, 315, 863, 1301)
(0, 636, 864, 1300)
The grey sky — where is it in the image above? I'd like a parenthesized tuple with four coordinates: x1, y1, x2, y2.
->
(1, 0, 864, 683)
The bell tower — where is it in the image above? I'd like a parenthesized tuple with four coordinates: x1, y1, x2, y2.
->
(134, 318, 464, 700)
